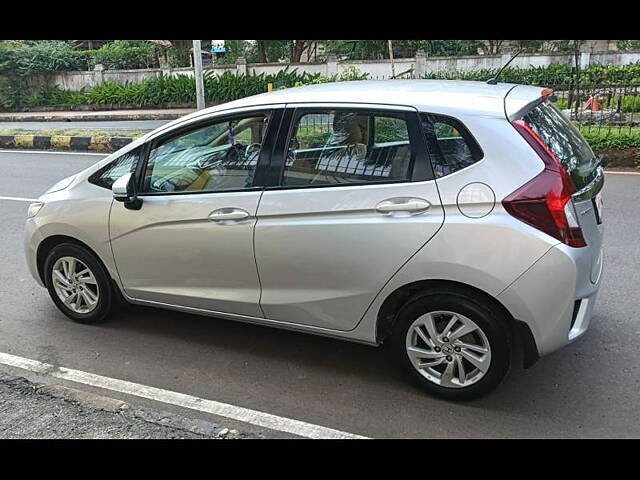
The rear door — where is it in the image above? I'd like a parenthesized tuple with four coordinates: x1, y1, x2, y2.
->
(253, 104, 445, 331)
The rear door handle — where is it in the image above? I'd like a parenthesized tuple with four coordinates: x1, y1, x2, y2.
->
(208, 208, 251, 223)
(375, 197, 431, 214)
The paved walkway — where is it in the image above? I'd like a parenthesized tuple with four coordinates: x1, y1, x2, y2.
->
(0, 120, 170, 131)
(0, 108, 195, 122)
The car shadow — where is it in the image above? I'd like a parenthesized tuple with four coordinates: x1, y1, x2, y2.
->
(96, 304, 612, 410)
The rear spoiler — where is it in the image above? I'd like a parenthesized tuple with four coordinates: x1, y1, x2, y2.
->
(504, 85, 551, 120)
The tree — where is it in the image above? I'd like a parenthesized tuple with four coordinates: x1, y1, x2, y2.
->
(291, 40, 310, 63)
(256, 40, 268, 63)
(478, 40, 505, 55)
(325, 40, 389, 60)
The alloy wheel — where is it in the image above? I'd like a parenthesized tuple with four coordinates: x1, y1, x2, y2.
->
(51, 256, 100, 314)
(405, 310, 492, 388)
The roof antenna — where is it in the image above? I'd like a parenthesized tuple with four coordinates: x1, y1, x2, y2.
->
(486, 48, 524, 85)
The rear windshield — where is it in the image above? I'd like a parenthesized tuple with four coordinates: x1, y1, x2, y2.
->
(522, 100, 598, 190)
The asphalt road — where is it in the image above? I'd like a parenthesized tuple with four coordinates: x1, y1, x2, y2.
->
(0, 120, 170, 131)
(1, 149, 639, 438)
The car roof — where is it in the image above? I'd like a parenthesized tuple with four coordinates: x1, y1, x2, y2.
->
(161, 80, 543, 130)
(239, 79, 517, 112)
(117, 80, 543, 158)
(238, 79, 518, 111)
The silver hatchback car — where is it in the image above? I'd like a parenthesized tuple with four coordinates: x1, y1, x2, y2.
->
(25, 80, 605, 400)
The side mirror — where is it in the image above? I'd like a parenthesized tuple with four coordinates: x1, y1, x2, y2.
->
(112, 173, 143, 210)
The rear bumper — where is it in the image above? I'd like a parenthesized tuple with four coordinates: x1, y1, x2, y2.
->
(498, 241, 603, 357)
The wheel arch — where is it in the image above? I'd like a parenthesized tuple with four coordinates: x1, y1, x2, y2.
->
(375, 278, 539, 367)
(37, 235, 110, 287)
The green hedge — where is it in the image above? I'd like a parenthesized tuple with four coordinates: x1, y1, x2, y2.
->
(580, 126, 640, 150)
(423, 62, 640, 86)
(18, 68, 322, 109)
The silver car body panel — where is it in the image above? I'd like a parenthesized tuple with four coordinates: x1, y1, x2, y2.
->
(24, 80, 603, 356)
(109, 191, 264, 317)
(255, 179, 445, 331)
(25, 183, 116, 287)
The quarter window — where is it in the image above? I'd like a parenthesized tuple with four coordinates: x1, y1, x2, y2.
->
(282, 110, 414, 187)
(421, 113, 482, 178)
(88, 147, 140, 190)
(142, 114, 269, 193)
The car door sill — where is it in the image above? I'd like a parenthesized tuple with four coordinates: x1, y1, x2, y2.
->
(127, 297, 378, 346)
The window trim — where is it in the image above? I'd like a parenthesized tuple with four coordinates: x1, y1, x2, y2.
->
(88, 146, 142, 190)
(134, 108, 282, 197)
(265, 105, 432, 191)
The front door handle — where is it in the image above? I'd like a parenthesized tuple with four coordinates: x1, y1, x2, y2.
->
(208, 208, 251, 223)
(375, 197, 431, 214)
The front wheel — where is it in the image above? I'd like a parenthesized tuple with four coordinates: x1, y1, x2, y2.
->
(390, 290, 512, 401)
(44, 243, 114, 324)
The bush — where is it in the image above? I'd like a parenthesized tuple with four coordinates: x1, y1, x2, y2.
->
(0, 40, 159, 75)
(91, 40, 160, 70)
(294, 65, 369, 86)
(0, 41, 89, 75)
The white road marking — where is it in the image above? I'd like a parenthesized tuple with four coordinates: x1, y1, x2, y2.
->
(605, 170, 640, 176)
(0, 351, 368, 439)
(0, 149, 107, 156)
(0, 196, 37, 202)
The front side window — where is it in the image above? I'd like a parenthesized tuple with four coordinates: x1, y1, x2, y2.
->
(282, 110, 414, 187)
(142, 114, 269, 193)
(421, 113, 482, 178)
(88, 148, 140, 190)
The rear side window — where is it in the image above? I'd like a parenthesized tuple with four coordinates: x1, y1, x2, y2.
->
(522, 101, 598, 190)
(88, 147, 140, 190)
(420, 113, 483, 178)
(282, 110, 414, 187)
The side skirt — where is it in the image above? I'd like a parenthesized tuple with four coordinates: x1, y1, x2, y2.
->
(125, 296, 379, 347)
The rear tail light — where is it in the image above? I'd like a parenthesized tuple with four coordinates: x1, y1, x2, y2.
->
(502, 120, 587, 248)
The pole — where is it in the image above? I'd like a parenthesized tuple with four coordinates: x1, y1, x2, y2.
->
(388, 40, 396, 79)
(193, 40, 205, 110)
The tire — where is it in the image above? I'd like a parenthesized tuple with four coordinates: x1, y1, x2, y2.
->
(390, 289, 511, 401)
(44, 243, 114, 324)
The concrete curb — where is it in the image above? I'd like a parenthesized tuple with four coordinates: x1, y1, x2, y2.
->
(0, 134, 133, 153)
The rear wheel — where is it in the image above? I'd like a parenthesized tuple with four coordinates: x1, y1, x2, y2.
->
(44, 243, 114, 324)
(390, 290, 511, 400)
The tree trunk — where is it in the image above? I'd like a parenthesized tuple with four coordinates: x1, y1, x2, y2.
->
(291, 41, 307, 63)
(257, 40, 267, 63)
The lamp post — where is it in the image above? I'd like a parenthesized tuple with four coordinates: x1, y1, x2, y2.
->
(192, 40, 205, 110)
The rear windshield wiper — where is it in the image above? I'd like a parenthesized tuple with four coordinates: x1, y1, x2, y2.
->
(595, 154, 608, 169)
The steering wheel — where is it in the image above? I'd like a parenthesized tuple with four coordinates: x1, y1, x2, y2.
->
(244, 143, 262, 163)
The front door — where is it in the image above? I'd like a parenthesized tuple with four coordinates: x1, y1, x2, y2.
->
(110, 109, 279, 317)
(254, 105, 445, 331)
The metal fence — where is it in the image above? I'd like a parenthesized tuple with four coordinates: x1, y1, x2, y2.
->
(374, 68, 640, 135)
(541, 78, 639, 135)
